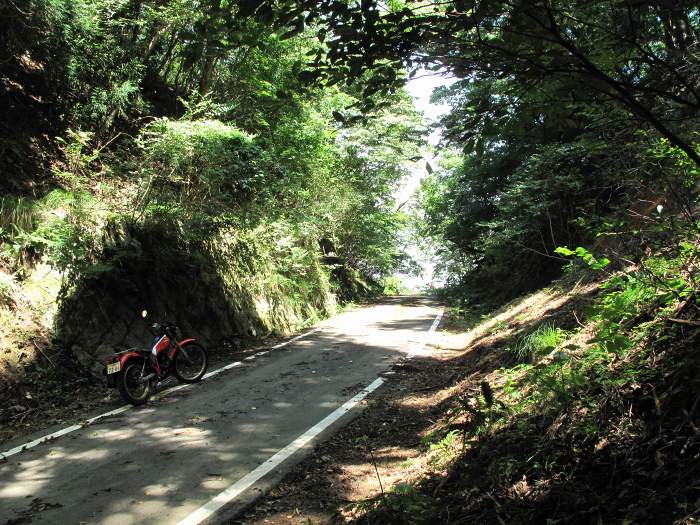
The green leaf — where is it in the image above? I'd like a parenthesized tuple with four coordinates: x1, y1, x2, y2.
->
(590, 258, 610, 270)
(554, 246, 575, 256)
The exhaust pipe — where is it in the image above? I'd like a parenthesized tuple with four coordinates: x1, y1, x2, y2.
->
(137, 373, 156, 384)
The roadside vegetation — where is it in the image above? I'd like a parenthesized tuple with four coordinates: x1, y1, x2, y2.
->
(373, 259, 698, 524)
(2, 1, 700, 523)
(0, 0, 424, 430)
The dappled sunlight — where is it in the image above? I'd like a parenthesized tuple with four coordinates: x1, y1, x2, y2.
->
(435, 281, 602, 358)
(1, 1, 692, 525)
(278, 273, 687, 525)
(237, 286, 626, 524)
(142, 482, 178, 497)
(372, 445, 417, 461)
(1, 296, 438, 524)
(394, 383, 458, 412)
(102, 512, 141, 525)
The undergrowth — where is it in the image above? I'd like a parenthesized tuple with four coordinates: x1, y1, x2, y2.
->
(350, 234, 700, 524)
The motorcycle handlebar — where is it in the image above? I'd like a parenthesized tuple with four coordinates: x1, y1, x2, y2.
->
(151, 321, 178, 336)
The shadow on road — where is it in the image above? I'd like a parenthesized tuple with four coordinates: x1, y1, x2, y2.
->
(1, 295, 442, 525)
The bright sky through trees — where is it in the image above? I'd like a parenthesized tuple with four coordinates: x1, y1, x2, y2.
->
(397, 70, 456, 290)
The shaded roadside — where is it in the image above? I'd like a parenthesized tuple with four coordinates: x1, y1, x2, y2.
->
(230, 272, 700, 524)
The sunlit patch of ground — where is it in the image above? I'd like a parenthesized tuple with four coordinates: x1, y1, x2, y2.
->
(232, 277, 604, 525)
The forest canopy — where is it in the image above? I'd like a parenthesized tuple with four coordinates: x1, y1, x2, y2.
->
(1, 0, 428, 300)
(248, 0, 699, 297)
(2, 0, 698, 299)
(2, 2, 700, 524)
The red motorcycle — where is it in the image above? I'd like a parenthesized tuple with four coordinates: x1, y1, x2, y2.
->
(104, 317, 208, 405)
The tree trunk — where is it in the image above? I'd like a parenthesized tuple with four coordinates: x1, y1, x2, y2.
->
(199, 52, 218, 96)
(158, 31, 179, 78)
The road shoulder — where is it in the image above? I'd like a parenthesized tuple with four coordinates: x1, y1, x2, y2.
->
(228, 324, 468, 525)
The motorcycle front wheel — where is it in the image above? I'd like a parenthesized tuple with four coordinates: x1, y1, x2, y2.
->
(118, 360, 151, 405)
(174, 343, 208, 383)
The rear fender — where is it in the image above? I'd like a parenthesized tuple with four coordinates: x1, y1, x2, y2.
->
(119, 351, 146, 368)
(104, 352, 145, 388)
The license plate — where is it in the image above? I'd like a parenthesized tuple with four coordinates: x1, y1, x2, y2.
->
(107, 361, 121, 374)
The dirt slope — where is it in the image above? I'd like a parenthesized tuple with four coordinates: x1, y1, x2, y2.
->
(232, 274, 700, 525)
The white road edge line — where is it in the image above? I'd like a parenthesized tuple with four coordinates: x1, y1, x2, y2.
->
(406, 307, 444, 360)
(271, 327, 320, 349)
(175, 378, 385, 525)
(0, 327, 321, 461)
(430, 309, 444, 332)
(176, 306, 444, 525)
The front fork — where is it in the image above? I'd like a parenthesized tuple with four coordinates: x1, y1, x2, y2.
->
(173, 339, 193, 364)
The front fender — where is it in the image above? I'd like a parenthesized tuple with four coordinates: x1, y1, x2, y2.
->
(178, 338, 196, 346)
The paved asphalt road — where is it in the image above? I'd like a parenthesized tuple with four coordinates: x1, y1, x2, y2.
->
(0, 296, 442, 525)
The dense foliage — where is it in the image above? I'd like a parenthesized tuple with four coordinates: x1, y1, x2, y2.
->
(2, 2, 700, 524)
(239, 0, 700, 300)
(1, 0, 425, 305)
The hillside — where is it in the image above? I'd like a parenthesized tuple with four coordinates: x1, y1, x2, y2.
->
(237, 268, 700, 524)
(0, 1, 425, 429)
(2, 2, 700, 523)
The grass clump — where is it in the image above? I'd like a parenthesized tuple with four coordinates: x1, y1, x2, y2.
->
(0, 272, 14, 306)
(509, 322, 567, 362)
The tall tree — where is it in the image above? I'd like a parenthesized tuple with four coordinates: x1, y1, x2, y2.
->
(253, 0, 700, 166)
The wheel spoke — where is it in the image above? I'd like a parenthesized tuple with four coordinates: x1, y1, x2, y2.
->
(179, 347, 194, 365)
(175, 344, 207, 382)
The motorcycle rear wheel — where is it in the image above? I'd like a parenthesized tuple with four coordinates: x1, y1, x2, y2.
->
(118, 360, 151, 405)
(174, 343, 208, 383)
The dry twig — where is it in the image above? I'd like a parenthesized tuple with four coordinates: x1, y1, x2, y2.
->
(667, 318, 700, 327)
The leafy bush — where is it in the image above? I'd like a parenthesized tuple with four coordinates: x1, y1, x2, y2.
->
(1, 190, 97, 267)
(138, 118, 276, 227)
(0, 271, 15, 307)
(0, 195, 37, 233)
(382, 275, 409, 295)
